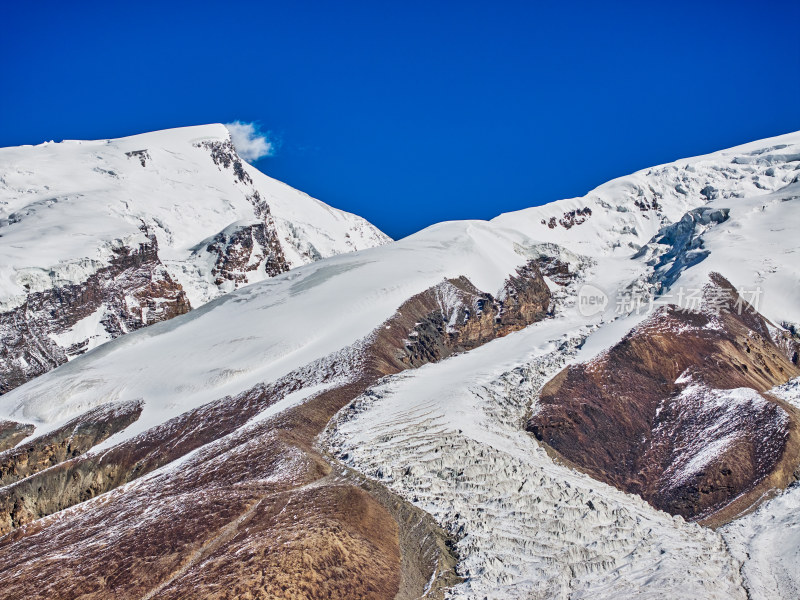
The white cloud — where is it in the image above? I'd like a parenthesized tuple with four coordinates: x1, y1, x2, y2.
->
(224, 121, 275, 162)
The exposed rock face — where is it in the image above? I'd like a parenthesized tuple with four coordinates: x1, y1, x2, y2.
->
(204, 220, 290, 286)
(370, 261, 551, 374)
(0, 422, 35, 452)
(0, 230, 190, 394)
(541, 207, 592, 229)
(0, 400, 142, 490)
(195, 138, 253, 185)
(0, 263, 550, 599)
(201, 189, 292, 285)
(124, 149, 150, 166)
(536, 255, 574, 286)
(773, 323, 800, 367)
(528, 275, 800, 523)
(634, 195, 661, 211)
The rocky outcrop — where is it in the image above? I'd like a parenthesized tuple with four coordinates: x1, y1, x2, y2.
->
(205, 221, 290, 286)
(0, 229, 190, 395)
(0, 400, 141, 489)
(200, 190, 291, 287)
(528, 274, 800, 523)
(541, 207, 592, 229)
(195, 138, 253, 185)
(124, 149, 150, 167)
(0, 422, 34, 452)
(369, 261, 551, 375)
(773, 323, 800, 367)
(536, 255, 574, 286)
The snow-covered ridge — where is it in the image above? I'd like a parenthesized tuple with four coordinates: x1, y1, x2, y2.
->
(0, 220, 538, 436)
(492, 130, 800, 258)
(0, 123, 389, 309)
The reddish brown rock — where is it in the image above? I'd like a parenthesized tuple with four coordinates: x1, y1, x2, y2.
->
(0, 229, 190, 395)
(528, 274, 800, 523)
(0, 400, 142, 489)
(370, 261, 551, 375)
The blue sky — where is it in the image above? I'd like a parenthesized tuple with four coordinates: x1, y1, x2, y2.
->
(2, 0, 798, 239)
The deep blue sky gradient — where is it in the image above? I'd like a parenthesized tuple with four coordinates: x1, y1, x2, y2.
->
(2, 0, 798, 239)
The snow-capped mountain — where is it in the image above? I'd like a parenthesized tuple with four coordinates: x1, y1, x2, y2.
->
(0, 129, 798, 599)
(0, 124, 389, 392)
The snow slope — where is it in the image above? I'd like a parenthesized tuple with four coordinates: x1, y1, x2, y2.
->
(0, 219, 541, 440)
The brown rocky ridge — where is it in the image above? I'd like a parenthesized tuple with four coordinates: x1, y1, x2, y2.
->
(528, 273, 800, 525)
(0, 421, 35, 453)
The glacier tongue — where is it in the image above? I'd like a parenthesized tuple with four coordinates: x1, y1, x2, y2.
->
(325, 285, 746, 599)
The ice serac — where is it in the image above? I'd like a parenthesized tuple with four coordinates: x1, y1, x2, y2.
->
(0, 124, 389, 393)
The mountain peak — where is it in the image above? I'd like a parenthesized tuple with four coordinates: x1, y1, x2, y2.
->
(0, 123, 388, 392)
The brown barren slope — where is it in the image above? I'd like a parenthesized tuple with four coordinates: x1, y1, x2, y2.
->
(528, 274, 800, 524)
